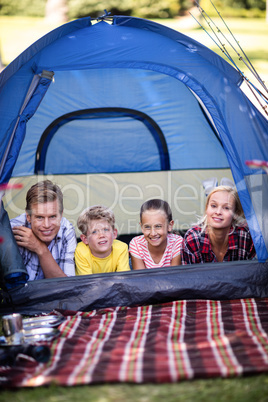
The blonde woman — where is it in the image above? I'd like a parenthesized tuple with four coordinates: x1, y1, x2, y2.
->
(182, 186, 256, 264)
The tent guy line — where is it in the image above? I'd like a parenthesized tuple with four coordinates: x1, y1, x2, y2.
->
(192, 1, 268, 115)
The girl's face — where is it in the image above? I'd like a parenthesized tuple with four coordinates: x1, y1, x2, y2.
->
(140, 209, 173, 249)
(206, 190, 236, 231)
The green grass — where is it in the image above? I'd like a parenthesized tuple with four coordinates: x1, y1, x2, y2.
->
(0, 15, 268, 401)
(0, 16, 60, 66)
(1, 374, 268, 401)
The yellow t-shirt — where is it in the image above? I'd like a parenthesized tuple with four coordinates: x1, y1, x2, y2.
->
(75, 239, 130, 275)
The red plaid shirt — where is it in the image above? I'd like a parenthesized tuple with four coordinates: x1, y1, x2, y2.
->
(182, 225, 256, 265)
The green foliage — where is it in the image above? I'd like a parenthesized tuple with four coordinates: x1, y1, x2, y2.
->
(226, 0, 265, 9)
(200, 0, 266, 16)
(0, 0, 46, 16)
(0, 0, 265, 18)
(216, 6, 265, 17)
(68, 0, 181, 19)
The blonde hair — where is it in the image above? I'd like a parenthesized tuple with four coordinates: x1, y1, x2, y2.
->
(77, 205, 115, 235)
(26, 180, 63, 215)
(198, 185, 246, 231)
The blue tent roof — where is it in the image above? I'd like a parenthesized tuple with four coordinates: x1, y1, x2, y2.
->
(0, 15, 267, 260)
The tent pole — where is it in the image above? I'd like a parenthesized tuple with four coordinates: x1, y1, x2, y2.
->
(0, 71, 54, 181)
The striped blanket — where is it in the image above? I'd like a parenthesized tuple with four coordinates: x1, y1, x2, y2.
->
(1, 298, 268, 387)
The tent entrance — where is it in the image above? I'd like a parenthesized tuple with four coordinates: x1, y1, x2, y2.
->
(34, 107, 170, 175)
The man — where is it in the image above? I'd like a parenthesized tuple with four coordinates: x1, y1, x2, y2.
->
(10, 180, 76, 281)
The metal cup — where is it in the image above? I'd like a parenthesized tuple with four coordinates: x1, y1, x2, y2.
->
(2, 313, 23, 345)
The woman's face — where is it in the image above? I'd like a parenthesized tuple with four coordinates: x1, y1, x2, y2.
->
(206, 190, 236, 230)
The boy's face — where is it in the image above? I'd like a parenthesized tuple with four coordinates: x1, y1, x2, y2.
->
(80, 219, 117, 258)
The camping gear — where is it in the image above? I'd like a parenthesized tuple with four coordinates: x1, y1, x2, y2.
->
(22, 327, 60, 343)
(0, 344, 51, 366)
(0, 202, 29, 289)
(0, 14, 267, 313)
(2, 313, 23, 345)
(23, 315, 65, 329)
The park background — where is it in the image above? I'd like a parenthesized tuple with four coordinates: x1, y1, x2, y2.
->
(0, 0, 267, 115)
(0, 0, 268, 401)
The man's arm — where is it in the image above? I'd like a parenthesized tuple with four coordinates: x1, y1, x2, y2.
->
(12, 226, 67, 278)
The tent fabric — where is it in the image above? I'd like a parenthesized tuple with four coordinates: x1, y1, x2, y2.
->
(11, 68, 230, 174)
(1, 260, 268, 315)
(0, 15, 267, 265)
(34, 107, 170, 174)
(0, 74, 54, 184)
(1, 297, 268, 387)
(0, 202, 28, 289)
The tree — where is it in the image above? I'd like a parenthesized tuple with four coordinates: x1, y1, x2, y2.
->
(45, 0, 68, 23)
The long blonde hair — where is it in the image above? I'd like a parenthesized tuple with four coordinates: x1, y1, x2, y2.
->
(198, 185, 246, 232)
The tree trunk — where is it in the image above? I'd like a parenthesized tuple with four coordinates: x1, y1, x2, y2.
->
(45, 0, 68, 24)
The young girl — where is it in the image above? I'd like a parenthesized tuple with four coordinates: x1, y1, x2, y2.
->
(129, 199, 183, 270)
(182, 185, 256, 264)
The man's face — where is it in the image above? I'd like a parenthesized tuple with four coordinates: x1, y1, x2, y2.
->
(26, 200, 62, 245)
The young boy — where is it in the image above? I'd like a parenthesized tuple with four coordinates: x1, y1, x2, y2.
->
(75, 205, 130, 275)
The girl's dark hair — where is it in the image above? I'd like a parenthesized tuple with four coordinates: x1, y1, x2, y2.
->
(140, 199, 173, 222)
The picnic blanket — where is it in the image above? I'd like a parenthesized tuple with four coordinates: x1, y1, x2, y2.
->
(1, 297, 268, 387)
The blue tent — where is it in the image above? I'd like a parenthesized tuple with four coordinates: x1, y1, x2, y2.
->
(0, 14, 267, 260)
(0, 15, 267, 313)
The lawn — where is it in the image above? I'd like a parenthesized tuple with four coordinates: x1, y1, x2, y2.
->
(0, 15, 268, 402)
(1, 374, 268, 402)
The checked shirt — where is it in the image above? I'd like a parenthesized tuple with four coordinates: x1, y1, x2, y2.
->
(182, 225, 256, 264)
(10, 213, 76, 280)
